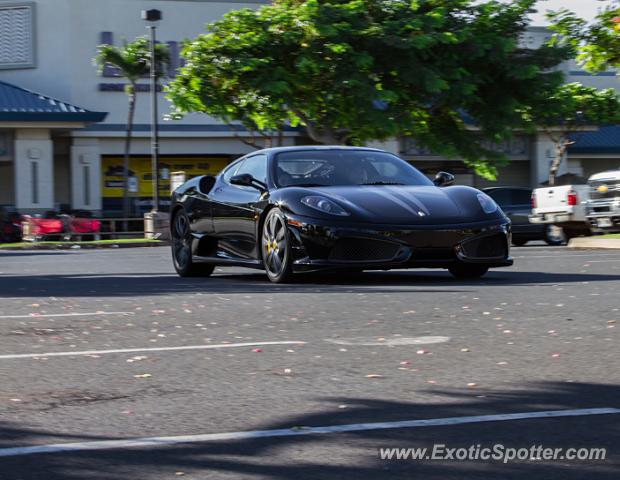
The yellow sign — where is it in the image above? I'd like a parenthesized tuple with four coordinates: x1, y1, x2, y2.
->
(102, 157, 230, 198)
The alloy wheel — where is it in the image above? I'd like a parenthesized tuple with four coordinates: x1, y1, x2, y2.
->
(172, 211, 192, 270)
(262, 213, 288, 277)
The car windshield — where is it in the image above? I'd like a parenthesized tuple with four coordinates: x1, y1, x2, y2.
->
(274, 150, 433, 188)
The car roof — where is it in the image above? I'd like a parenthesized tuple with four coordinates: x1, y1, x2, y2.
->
(252, 145, 385, 156)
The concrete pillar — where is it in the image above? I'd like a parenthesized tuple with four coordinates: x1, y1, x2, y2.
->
(70, 138, 102, 213)
(14, 129, 54, 213)
(530, 132, 568, 187)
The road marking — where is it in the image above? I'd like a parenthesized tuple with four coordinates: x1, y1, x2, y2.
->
(0, 312, 134, 320)
(325, 336, 450, 346)
(0, 341, 306, 360)
(0, 407, 617, 458)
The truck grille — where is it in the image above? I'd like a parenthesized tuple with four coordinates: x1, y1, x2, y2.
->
(589, 180, 620, 200)
(328, 238, 401, 262)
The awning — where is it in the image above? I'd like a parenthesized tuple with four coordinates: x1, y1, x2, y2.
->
(569, 125, 620, 154)
(0, 80, 107, 123)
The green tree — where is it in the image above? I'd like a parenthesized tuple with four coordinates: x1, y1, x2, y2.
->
(95, 37, 169, 219)
(549, 1, 620, 73)
(167, 0, 571, 179)
(521, 83, 620, 185)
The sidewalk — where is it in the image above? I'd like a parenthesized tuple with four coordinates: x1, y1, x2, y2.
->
(568, 237, 620, 249)
(0, 239, 166, 250)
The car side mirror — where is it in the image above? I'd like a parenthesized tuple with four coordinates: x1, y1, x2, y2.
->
(230, 173, 267, 193)
(433, 171, 455, 187)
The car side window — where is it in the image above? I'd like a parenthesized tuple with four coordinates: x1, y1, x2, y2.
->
(512, 189, 532, 206)
(235, 154, 268, 184)
(486, 190, 509, 206)
(222, 159, 245, 183)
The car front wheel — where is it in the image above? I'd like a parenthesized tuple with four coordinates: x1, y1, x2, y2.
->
(262, 208, 294, 283)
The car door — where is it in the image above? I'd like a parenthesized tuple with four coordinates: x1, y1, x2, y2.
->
(210, 154, 268, 259)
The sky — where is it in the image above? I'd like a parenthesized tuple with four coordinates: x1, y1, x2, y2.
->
(529, 0, 615, 25)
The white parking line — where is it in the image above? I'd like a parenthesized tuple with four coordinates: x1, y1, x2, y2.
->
(0, 341, 306, 360)
(0, 407, 617, 458)
(0, 312, 134, 319)
(513, 253, 620, 259)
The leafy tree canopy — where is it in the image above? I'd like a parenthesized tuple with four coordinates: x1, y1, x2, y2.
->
(168, 0, 573, 178)
(549, 1, 620, 73)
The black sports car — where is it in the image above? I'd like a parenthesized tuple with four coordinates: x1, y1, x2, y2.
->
(170, 146, 513, 283)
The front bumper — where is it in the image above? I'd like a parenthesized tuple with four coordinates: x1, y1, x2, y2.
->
(586, 200, 620, 232)
(284, 214, 513, 272)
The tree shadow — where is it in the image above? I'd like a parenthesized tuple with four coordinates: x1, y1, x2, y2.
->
(0, 381, 618, 479)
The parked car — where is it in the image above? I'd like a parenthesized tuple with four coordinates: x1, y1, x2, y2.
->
(586, 169, 620, 233)
(22, 210, 101, 241)
(0, 207, 24, 243)
(483, 187, 564, 246)
(170, 146, 513, 283)
(529, 183, 591, 240)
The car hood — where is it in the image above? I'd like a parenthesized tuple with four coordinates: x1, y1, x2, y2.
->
(306, 185, 466, 224)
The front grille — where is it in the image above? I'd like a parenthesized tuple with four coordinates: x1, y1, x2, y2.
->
(591, 205, 611, 213)
(411, 248, 456, 261)
(328, 238, 401, 262)
(460, 234, 507, 259)
(589, 180, 620, 200)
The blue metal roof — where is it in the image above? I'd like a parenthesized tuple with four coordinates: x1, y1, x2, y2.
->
(569, 126, 620, 154)
(0, 81, 107, 123)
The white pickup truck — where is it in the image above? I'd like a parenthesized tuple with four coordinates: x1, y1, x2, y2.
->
(529, 184, 591, 239)
(586, 169, 620, 233)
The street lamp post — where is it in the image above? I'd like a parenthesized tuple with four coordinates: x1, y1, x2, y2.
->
(142, 8, 162, 212)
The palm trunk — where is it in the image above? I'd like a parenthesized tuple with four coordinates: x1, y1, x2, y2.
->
(123, 83, 137, 231)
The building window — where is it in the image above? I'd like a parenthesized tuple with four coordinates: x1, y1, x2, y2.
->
(31, 161, 38, 204)
(0, 3, 36, 69)
(0, 131, 12, 161)
(83, 165, 90, 206)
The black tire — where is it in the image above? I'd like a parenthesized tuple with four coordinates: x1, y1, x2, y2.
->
(511, 238, 528, 247)
(543, 225, 565, 246)
(171, 209, 215, 277)
(448, 263, 489, 279)
(261, 208, 294, 283)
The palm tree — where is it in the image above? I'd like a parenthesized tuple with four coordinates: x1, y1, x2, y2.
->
(95, 37, 169, 223)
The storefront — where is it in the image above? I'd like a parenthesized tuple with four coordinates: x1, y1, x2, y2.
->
(100, 155, 231, 215)
(0, 80, 107, 214)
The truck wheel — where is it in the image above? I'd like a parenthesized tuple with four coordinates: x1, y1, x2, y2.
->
(544, 225, 565, 246)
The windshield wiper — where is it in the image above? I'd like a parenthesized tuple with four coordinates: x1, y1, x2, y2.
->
(360, 181, 405, 185)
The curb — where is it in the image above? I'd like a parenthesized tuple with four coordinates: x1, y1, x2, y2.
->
(568, 238, 620, 249)
(0, 241, 168, 251)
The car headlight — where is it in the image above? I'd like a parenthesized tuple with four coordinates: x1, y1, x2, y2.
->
(477, 193, 498, 214)
(301, 196, 350, 216)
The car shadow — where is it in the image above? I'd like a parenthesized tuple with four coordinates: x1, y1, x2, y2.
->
(0, 381, 618, 479)
(0, 269, 618, 298)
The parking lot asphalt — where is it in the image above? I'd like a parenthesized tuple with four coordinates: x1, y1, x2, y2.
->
(0, 245, 618, 479)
